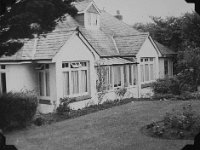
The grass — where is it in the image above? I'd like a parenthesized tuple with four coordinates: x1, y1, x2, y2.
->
(5, 100, 200, 150)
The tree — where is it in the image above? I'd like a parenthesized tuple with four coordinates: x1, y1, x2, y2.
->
(133, 12, 200, 52)
(177, 47, 200, 91)
(0, 0, 77, 56)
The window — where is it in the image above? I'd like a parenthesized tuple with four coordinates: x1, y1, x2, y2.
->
(38, 64, 50, 97)
(124, 65, 128, 87)
(0, 65, 6, 94)
(113, 66, 121, 87)
(140, 57, 155, 83)
(164, 59, 168, 76)
(87, 13, 98, 28)
(63, 61, 89, 97)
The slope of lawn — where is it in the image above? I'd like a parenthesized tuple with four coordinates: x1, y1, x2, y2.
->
(6, 100, 199, 150)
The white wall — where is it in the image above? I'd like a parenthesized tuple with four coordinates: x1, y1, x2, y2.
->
(136, 38, 159, 97)
(53, 34, 99, 108)
(6, 64, 37, 93)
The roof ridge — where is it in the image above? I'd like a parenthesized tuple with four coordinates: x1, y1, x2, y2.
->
(114, 32, 149, 38)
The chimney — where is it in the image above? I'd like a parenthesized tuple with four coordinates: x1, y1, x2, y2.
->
(114, 10, 123, 21)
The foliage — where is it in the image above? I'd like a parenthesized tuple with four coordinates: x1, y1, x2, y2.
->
(0, 91, 38, 131)
(152, 77, 181, 95)
(146, 104, 200, 139)
(56, 97, 75, 115)
(96, 65, 110, 104)
(177, 47, 200, 91)
(0, 0, 77, 56)
(115, 87, 127, 100)
(33, 116, 45, 126)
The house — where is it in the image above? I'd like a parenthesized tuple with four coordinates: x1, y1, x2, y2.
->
(0, 0, 176, 113)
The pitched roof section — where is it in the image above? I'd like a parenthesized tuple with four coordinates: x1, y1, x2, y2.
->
(79, 28, 120, 57)
(114, 33, 149, 56)
(95, 57, 136, 66)
(100, 11, 139, 36)
(34, 30, 75, 60)
(74, 0, 93, 13)
(154, 41, 176, 56)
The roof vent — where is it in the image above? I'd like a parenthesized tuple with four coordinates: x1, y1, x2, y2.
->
(114, 10, 123, 21)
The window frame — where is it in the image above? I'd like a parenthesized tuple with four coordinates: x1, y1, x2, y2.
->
(62, 61, 89, 98)
(38, 64, 50, 100)
(140, 57, 155, 84)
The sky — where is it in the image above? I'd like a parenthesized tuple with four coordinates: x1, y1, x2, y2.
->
(94, 0, 194, 25)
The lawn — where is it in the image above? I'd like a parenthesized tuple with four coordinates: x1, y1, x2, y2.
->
(6, 100, 199, 150)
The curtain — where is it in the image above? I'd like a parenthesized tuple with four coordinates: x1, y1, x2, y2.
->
(72, 71, 79, 94)
(141, 65, 144, 82)
(39, 72, 44, 96)
(81, 70, 87, 93)
(150, 64, 154, 80)
(63, 72, 69, 96)
(145, 64, 149, 81)
(114, 66, 121, 87)
(45, 71, 50, 96)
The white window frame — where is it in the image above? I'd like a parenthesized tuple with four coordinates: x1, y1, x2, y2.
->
(62, 61, 89, 98)
(140, 57, 155, 84)
(86, 12, 99, 29)
(37, 64, 50, 100)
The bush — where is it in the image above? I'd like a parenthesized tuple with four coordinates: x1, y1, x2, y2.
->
(56, 97, 75, 115)
(152, 77, 181, 95)
(146, 104, 200, 139)
(115, 87, 127, 100)
(0, 91, 38, 131)
(33, 117, 45, 126)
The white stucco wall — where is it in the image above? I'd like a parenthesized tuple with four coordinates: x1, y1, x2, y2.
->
(6, 64, 37, 93)
(53, 34, 99, 109)
(136, 38, 159, 97)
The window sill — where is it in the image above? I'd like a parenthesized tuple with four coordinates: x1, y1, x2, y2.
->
(69, 94, 91, 102)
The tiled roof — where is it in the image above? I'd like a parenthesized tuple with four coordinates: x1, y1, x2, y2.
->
(114, 33, 149, 56)
(74, 0, 93, 12)
(79, 28, 119, 57)
(95, 57, 136, 66)
(154, 41, 176, 56)
(0, 1, 175, 62)
(34, 30, 75, 60)
(100, 11, 139, 36)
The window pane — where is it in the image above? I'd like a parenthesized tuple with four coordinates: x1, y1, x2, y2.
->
(164, 60, 168, 75)
(45, 71, 50, 96)
(114, 66, 121, 87)
(141, 65, 144, 82)
(124, 66, 128, 87)
(150, 64, 154, 80)
(1, 73, 6, 94)
(133, 65, 137, 85)
(63, 72, 70, 96)
(71, 71, 79, 94)
(145, 64, 149, 81)
(88, 13, 91, 25)
(39, 72, 44, 96)
(129, 65, 133, 85)
(81, 70, 87, 93)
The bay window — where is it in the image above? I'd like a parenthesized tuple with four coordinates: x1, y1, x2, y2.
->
(63, 61, 89, 97)
(140, 58, 155, 83)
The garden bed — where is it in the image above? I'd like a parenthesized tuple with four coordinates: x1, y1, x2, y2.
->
(141, 104, 200, 140)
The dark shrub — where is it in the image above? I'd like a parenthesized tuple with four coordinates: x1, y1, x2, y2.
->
(152, 77, 181, 95)
(0, 91, 38, 131)
(56, 97, 75, 115)
(33, 117, 45, 126)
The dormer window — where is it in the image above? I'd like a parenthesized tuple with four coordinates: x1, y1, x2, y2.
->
(87, 13, 98, 26)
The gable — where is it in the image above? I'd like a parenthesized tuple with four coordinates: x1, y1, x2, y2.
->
(52, 33, 99, 62)
(136, 37, 159, 58)
(87, 4, 99, 14)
